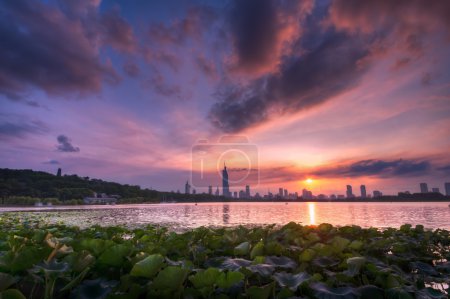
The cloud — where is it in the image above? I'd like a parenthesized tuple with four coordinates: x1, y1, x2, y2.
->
(195, 55, 217, 78)
(123, 61, 140, 78)
(0, 0, 141, 100)
(43, 159, 60, 165)
(0, 118, 48, 140)
(145, 72, 181, 97)
(209, 31, 369, 132)
(56, 135, 80, 152)
(314, 159, 432, 178)
(100, 9, 137, 53)
(227, 0, 313, 75)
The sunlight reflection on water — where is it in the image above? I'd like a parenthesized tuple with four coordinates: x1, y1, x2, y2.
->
(1, 202, 449, 230)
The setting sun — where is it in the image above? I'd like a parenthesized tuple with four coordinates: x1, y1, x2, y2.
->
(306, 178, 314, 184)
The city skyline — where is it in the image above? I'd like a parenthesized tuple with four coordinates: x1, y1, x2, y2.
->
(1, 1, 450, 195)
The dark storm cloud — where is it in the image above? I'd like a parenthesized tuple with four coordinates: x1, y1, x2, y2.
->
(314, 159, 431, 178)
(56, 135, 80, 152)
(209, 31, 369, 132)
(229, 0, 277, 72)
(0, 0, 140, 100)
(0, 119, 48, 140)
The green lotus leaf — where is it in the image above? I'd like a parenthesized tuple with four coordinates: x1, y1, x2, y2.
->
(273, 271, 310, 291)
(435, 262, 450, 274)
(306, 233, 321, 243)
(415, 287, 447, 299)
(311, 282, 359, 299)
(349, 240, 364, 251)
(79, 239, 115, 256)
(0, 289, 26, 299)
(10, 247, 49, 273)
(265, 256, 297, 269)
(346, 257, 366, 276)
(0, 272, 17, 291)
(234, 242, 250, 256)
(264, 241, 284, 256)
(250, 241, 264, 259)
(216, 271, 244, 289)
(312, 257, 340, 268)
(151, 266, 189, 291)
(188, 267, 221, 288)
(331, 236, 351, 252)
(32, 259, 70, 277)
(220, 258, 252, 271)
(358, 285, 384, 299)
(70, 278, 118, 299)
(410, 262, 438, 276)
(299, 249, 316, 262)
(386, 287, 413, 299)
(98, 244, 130, 267)
(247, 263, 275, 277)
(318, 223, 333, 232)
(246, 282, 274, 299)
(130, 254, 165, 278)
(68, 251, 95, 273)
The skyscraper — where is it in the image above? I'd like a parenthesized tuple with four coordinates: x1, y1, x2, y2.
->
(373, 190, 382, 198)
(56, 168, 61, 177)
(245, 185, 250, 198)
(215, 186, 219, 196)
(284, 189, 288, 198)
(360, 185, 367, 198)
(445, 182, 450, 196)
(279, 188, 283, 197)
(208, 185, 212, 195)
(222, 164, 230, 197)
(185, 181, 191, 194)
(346, 185, 353, 198)
(431, 188, 440, 193)
(420, 183, 428, 193)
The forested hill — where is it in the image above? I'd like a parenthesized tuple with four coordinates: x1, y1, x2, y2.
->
(0, 168, 159, 202)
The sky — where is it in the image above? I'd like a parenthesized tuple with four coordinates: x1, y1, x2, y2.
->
(1, 0, 450, 196)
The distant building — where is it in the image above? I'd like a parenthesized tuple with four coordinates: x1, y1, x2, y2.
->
(431, 188, 440, 193)
(208, 185, 212, 195)
(215, 187, 219, 196)
(233, 191, 238, 198)
(284, 189, 288, 198)
(420, 183, 428, 193)
(337, 195, 345, 199)
(302, 189, 313, 200)
(239, 190, 245, 198)
(56, 168, 61, 177)
(446, 182, 450, 196)
(346, 185, 354, 198)
(254, 192, 261, 198)
(279, 188, 283, 197)
(373, 190, 382, 198)
(83, 192, 117, 204)
(185, 181, 191, 194)
(192, 189, 196, 194)
(222, 164, 230, 197)
(360, 185, 367, 198)
(317, 194, 327, 200)
(245, 185, 250, 198)
(330, 194, 337, 200)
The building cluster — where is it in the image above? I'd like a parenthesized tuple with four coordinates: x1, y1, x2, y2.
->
(83, 192, 120, 204)
(419, 182, 450, 196)
(183, 165, 450, 200)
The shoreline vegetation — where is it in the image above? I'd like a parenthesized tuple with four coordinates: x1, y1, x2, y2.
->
(1, 169, 449, 207)
(0, 216, 448, 298)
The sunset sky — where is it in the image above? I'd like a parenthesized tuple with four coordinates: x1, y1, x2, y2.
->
(1, 0, 450, 196)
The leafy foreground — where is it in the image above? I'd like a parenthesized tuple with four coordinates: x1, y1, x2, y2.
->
(0, 216, 449, 299)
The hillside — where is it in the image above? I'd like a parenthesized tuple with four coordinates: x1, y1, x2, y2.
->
(0, 168, 159, 203)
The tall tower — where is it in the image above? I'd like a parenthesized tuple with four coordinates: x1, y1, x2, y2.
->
(222, 164, 230, 197)
(445, 182, 450, 196)
(245, 185, 250, 198)
(360, 185, 367, 198)
(56, 168, 61, 177)
(420, 183, 428, 193)
(208, 185, 212, 195)
(346, 185, 353, 198)
(185, 181, 191, 194)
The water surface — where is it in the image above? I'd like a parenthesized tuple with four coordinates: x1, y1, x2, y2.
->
(1, 202, 449, 230)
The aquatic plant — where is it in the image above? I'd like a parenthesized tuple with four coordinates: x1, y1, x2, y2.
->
(0, 216, 448, 298)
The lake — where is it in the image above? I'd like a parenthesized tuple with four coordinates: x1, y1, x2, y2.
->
(1, 202, 449, 230)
